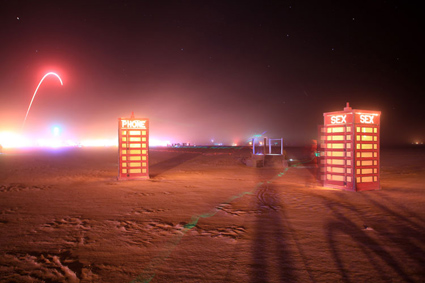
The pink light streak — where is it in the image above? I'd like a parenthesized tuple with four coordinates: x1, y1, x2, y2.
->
(23, 72, 63, 127)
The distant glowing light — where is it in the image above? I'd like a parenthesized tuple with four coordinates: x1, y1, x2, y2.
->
(80, 139, 118, 147)
(150, 138, 170, 147)
(0, 132, 31, 148)
(23, 72, 63, 127)
(53, 126, 61, 136)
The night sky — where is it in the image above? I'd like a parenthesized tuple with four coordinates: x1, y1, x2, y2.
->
(1, 1, 423, 145)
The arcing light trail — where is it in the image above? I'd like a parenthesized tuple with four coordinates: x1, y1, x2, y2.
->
(23, 72, 63, 127)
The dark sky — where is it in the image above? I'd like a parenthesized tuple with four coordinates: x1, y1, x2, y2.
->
(1, 0, 424, 145)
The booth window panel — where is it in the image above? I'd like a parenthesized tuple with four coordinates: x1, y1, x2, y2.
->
(327, 174, 331, 180)
(142, 169, 147, 173)
(347, 176, 352, 182)
(122, 143, 127, 148)
(129, 156, 141, 161)
(374, 160, 377, 165)
(122, 150, 127, 154)
(357, 177, 361, 183)
(327, 127, 345, 133)
(327, 159, 345, 165)
(142, 156, 147, 161)
(374, 152, 377, 157)
(331, 175, 345, 181)
(347, 152, 352, 157)
(328, 143, 345, 149)
(361, 144, 373, 150)
(142, 162, 147, 167)
(374, 128, 377, 133)
(129, 143, 141, 148)
(332, 167, 345, 174)
(374, 168, 377, 174)
(356, 136, 361, 141)
(122, 169, 127, 173)
(130, 150, 141, 154)
(374, 176, 378, 182)
(129, 162, 141, 167)
(321, 136, 326, 141)
(129, 131, 141, 135)
(122, 131, 127, 135)
(356, 169, 360, 174)
(362, 136, 374, 141)
(374, 144, 378, 149)
(142, 143, 147, 148)
(122, 156, 127, 161)
(142, 150, 147, 154)
(362, 169, 373, 174)
(327, 151, 345, 157)
(361, 127, 373, 133)
(346, 126, 352, 132)
(347, 160, 352, 165)
(362, 160, 373, 166)
(329, 135, 344, 141)
(122, 162, 127, 167)
(347, 143, 352, 149)
(129, 137, 141, 142)
(362, 176, 373, 182)
(374, 136, 377, 141)
(142, 131, 147, 136)
(361, 152, 373, 158)
(142, 137, 147, 142)
(346, 135, 351, 140)
(347, 168, 352, 174)
(122, 137, 127, 141)
(356, 161, 360, 166)
(129, 168, 142, 174)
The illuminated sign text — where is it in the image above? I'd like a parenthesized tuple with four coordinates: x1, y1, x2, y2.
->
(121, 120, 146, 129)
(331, 115, 346, 124)
(360, 114, 375, 124)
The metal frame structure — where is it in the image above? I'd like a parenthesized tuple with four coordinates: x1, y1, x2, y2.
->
(252, 137, 284, 155)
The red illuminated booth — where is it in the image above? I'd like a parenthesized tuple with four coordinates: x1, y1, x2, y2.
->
(320, 103, 381, 191)
(118, 113, 149, 180)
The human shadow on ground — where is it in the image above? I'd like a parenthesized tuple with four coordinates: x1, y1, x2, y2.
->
(250, 169, 297, 283)
(309, 191, 423, 283)
(149, 153, 201, 177)
(286, 147, 321, 186)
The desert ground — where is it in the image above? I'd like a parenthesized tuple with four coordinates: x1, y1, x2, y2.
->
(0, 146, 424, 283)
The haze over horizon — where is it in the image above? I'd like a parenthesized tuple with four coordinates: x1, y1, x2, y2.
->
(1, 1, 424, 146)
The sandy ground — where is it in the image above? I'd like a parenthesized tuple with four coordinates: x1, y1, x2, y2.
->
(0, 146, 424, 283)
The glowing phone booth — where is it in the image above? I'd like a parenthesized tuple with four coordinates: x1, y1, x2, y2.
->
(320, 103, 380, 191)
(118, 113, 149, 180)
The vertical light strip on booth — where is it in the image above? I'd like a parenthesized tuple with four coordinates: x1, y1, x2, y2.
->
(353, 112, 380, 190)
